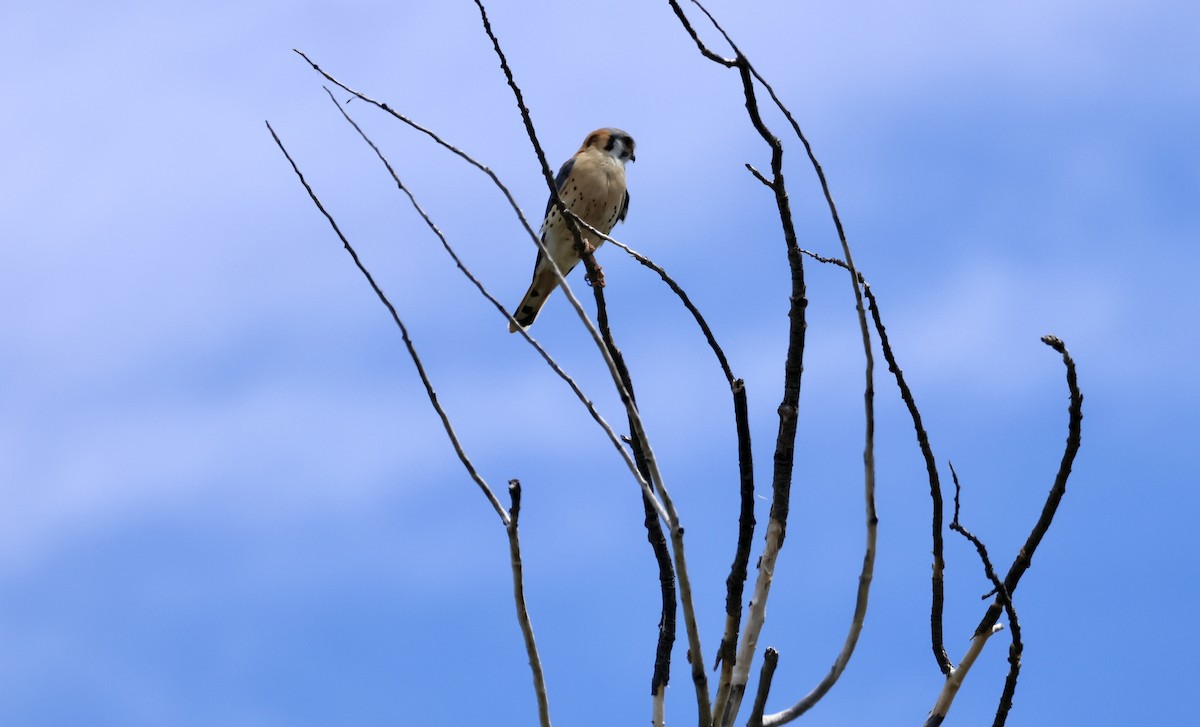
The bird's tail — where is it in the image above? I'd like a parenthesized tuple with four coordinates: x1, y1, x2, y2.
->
(506, 280, 552, 335)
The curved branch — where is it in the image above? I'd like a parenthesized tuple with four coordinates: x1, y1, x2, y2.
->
(927, 336, 1083, 725)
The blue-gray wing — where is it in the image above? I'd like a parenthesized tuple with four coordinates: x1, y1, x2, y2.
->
(618, 190, 630, 223)
(543, 157, 575, 218)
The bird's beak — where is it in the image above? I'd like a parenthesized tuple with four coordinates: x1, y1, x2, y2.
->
(630, 152, 636, 163)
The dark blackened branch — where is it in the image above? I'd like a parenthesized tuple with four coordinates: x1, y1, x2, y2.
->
(993, 611, 1023, 727)
(798, 247, 849, 269)
(565, 220, 758, 700)
(800, 247, 952, 674)
(666, 0, 737, 65)
(600, 313, 711, 723)
(746, 648, 780, 727)
(745, 163, 772, 188)
(746, 62, 854, 289)
(716, 379, 755, 670)
(805, 246, 952, 674)
(704, 11, 876, 724)
(567, 221, 757, 701)
(506, 480, 553, 727)
(860, 280, 952, 675)
(469, 0, 603, 292)
(948, 465, 1007, 605)
(929, 337, 1081, 726)
(662, 4, 813, 722)
(472, 3, 713, 721)
(644, 484, 678, 702)
(266, 121, 510, 526)
(947, 465, 1023, 727)
(974, 335, 1083, 638)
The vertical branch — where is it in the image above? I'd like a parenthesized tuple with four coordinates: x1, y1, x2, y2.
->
(581, 222, 755, 721)
(746, 648, 779, 727)
(716, 48, 810, 727)
(507, 480, 554, 727)
(471, 2, 713, 722)
(862, 281, 951, 674)
(669, 3, 880, 722)
(713, 378, 756, 709)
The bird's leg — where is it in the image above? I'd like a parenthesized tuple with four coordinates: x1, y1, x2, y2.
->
(581, 240, 606, 288)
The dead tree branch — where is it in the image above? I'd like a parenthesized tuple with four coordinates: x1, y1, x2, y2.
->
(665, 2, 879, 723)
(567, 219, 757, 694)
(947, 464, 1023, 727)
(926, 336, 1083, 726)
(470, 2, 711, 721)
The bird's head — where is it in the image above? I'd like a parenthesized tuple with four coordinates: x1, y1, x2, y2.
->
(582, 127, 636, 164)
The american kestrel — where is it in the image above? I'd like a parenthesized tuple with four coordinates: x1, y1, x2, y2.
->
(509, 127, 636, 332)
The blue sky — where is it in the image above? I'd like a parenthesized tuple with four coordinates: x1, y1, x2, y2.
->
(2, 0, 1196, 724)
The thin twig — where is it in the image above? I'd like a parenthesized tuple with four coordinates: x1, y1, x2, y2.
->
(266, 120, 510, 526)
(947, 464, 1023, 727)
(507, 480, 554, 727)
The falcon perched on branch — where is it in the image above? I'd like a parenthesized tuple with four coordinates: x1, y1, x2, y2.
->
(509, 127, 635, 332)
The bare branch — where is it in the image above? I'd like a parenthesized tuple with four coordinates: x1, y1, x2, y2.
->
(469, 2, 713, 720)
(800, 248, 953, 674)
(862, 278, 951, 674)
(665, 3, 880, 723)
(745, 163, 772, 188)
(927, 336, 1082, 725)
(506, 480, 553, 727)
(266, 120, 510, 526)
(569, 217, 759, 712)
(974, 335, 1083, 636)
(667, 0, 737, 65)
(715, 378, 755, 684)
(947, 464, 1023, 727)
